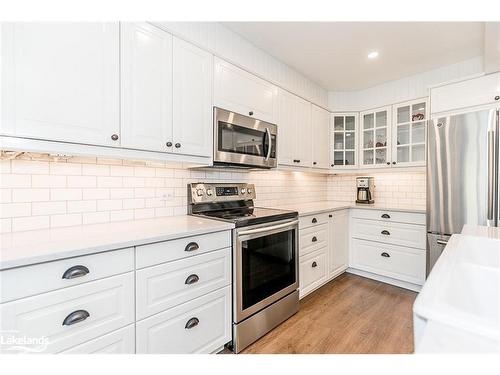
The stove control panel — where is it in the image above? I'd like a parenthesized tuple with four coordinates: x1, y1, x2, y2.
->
(188, 183, 256, 203)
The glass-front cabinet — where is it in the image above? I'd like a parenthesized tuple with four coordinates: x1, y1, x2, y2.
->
(391, 98, 427, 167)
(330, 113, 358, 169)
(359, 106, 392, 168)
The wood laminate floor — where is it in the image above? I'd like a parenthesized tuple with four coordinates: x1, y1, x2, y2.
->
(241, 273, 417, 354)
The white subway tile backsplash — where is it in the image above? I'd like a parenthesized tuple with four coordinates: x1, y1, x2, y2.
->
(110, 165, 134, 177)
(12, 216, 49, 231)
(67, 200, 97, 213)
(110, 188, 134, 199)
(51, 188, 83, 201)
(1, 189, 12, 203)
(0, 203, 31, 218)
(32, 201, 66, 216)
(1, 174, 31, 188)
(50, 213, 82, 228)
(82, 188, 109, 200)
(12, 188, 50, 202)
(110, 209, 134, 222)
(123, 198, 145, 210)
(82, 164, 110, 176)
(50, 162, 82, 175)
(67, 175, 97, 188)
(32, 175, 66, 188)
(97, 199, 122, 211)
(11, 160, 49, 174)
(1, 218, 12, 233)
(82, 211, 110, 225)
(97, 176, 123, 188)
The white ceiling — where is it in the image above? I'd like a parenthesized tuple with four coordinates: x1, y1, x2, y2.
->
(222, 22, 484, 91)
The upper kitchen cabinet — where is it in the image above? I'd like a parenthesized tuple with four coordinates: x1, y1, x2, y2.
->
(172, 37, 213, 158)
(311, 105, 330, 169)
(391, 98, 427, 167)
(359, 106, 392, 168)
(1, 23, 120, 146)
(214, 57, 278, 123)
(330, 113, 358, 169)
(121, 23, 173, 152)
(430, 71, 500, 116)
(277, 89, 312, 168)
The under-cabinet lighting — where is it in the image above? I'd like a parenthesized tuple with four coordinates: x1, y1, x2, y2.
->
(367, 51, 379, 59)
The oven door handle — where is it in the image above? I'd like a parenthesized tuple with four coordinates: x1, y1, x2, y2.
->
(238, 220, 299, 236)
(264, 127, 272, 161)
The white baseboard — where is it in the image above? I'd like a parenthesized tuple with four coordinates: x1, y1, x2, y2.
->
(346, 268, 422, 292)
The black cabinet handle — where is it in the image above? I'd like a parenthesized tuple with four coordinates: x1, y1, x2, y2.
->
(166, 141, 173, 147)
(248, 111, 254, 116)
(495, 95, 500, 101)
(111, 134, 119, 141)
(331, 164, 334, 167)
(311, 261, 317, 268)
(312, 218, 317, 223)
(185, 274, 200, 285)
(392, 161, 396, 165)
(311, 236, 317, 242)
(386, 162, 390, 165)
(381, 252, 390, 258)
(185, 242, 199, 252)
(62, 265, 89, 280)
(313, 162, 317, 165)
(328, 214, 332, 218)
(381, 230, 390, 236)
(381, 214, 391, 219)
(175, 143, 181, 148)
(185, 317, 199, 329)
(63, 310, 90, 326)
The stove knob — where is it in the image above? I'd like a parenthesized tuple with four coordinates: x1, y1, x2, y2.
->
(240, 188, 246, 194)
(196, 189, 204, 197)
(206, 189, 213, 196)
(247, 188, 253, 194)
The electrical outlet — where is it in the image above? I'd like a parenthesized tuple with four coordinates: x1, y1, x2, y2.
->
(160, 192, 174, 202)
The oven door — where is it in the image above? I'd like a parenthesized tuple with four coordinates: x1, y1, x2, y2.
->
(234, 219, 299, 323)
(214, 107, 277, 168)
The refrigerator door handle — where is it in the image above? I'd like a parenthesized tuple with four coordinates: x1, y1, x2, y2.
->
(487, 110, 498, 224)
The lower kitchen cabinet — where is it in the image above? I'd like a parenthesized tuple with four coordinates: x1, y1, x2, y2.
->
(299, 248, 328, 298)
(329, 210, 349, 278)
(61, 325, 135, 354)
(136, 286, 231, 354)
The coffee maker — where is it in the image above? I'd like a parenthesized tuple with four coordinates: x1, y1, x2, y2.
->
(356, 177, 374, 204)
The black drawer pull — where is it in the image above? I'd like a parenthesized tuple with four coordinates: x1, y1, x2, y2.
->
(62, 265, 89, 280)
(381, 214, 391, 219)
(311, 261, 318, 268)
(329, 214, 332, 218)
(381, 230, 390, 236)
(185, 274, 200, 285)
(312, 218, 317, 223)
(185, 242, 199, 252)
(311, 236, 317, 242)
(381, 252, 390, 258)
(185, 317, 199, 329)
(63, 310, 90, 326)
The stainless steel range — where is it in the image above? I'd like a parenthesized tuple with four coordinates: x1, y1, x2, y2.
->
(187, 182, 299, 353)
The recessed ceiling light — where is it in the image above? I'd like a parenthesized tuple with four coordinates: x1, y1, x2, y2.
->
(367, 51, 379, 59)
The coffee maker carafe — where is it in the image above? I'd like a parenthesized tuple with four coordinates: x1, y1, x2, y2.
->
(356, 177, 374, 204)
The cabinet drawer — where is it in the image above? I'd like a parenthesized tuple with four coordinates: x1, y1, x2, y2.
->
(0, 248, 134, 303)
(300, 224, 328, 256)
(351, 209, 425, 225)
(299, 212, 329, 229)
(136, 230, 231, 268)
(352, 218, 426, 249)
(136, 248, 231, 320)
(136, 286, 231, 354)
(299, 248, 327, 299)
(61, 324, 135, 354)
(0, 272, 134, 354)
(351, 239, 426, 285)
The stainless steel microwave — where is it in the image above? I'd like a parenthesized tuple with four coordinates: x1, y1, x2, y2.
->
(213, 107, 277, 169)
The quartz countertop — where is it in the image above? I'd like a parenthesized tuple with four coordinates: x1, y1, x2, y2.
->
(271, 201, 426, 217)
(413, 226, 500, 352)
(0, 216, 234, 270)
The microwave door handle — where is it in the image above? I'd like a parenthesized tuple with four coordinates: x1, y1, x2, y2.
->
(238, 220, 299, 236)
(265, 128, 272, 161)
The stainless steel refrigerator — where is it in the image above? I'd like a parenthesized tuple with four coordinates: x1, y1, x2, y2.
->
(427, 108, 499, 273)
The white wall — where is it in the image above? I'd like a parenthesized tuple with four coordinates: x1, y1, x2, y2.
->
(328, 56, 484, 111)
(153, 22, 329, 108)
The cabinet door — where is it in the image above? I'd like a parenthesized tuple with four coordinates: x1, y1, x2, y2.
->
(311, 105, 331, 169)
(331, 113, 358, 169)
(1, 23, 119, 146)
(277, 89, 299, 166)
(360, 106, 392, 168)
(172, 37, 213, 158)
(329, 210, 349, 277)
(120, 23, 173, 152)
(391, 98, 427, 167)
(214, 57, 277, 123)
(295, 96, 313, 167)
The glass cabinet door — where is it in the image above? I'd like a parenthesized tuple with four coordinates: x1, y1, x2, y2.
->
(331, 113, 357, 168)
(392, 98, 427, 166)
(360, 107, 391, 167)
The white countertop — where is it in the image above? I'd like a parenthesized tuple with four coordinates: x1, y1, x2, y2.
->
(0, 216, 234, 270)
(271, 201, 426, 216)
(413, 226, 500, 352)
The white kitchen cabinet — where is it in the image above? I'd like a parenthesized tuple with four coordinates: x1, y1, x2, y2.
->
(329, 210, 349, 278)
(277, 89, 312, 168)
(214, 57, 278, 123)
(1, 23, 120, 146)
(120, 23, 173, 152)
(360, 106, 392, 168)
(331, 113, 358, 169)
(311, 104, 331, 169)
(61, 325, 135, 354)
(299, 248, 328, 299)
(430, 71, 500, 116)
(391, 98, 427, 167)
(172, 37, 213, 157)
